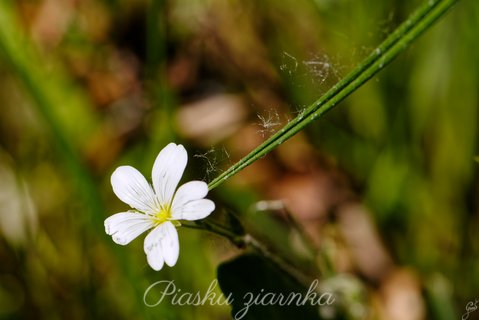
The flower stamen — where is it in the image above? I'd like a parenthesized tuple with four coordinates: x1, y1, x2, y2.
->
(154, 206, 171, 225)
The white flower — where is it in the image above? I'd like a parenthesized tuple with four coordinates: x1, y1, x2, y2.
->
(105, 143, 215, 271)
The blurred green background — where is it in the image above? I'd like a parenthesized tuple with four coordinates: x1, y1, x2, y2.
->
(0, 0, 477, 319)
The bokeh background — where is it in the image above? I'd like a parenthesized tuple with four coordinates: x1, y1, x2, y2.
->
(0, 0, 478, 319)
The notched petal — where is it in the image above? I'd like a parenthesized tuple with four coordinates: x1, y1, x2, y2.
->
(161, 222, 179, 266)
(143, 222, 179, 270)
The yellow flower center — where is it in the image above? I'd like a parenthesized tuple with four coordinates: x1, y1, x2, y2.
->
(153, 206, 181, 227)
(155, 207, 170, 224)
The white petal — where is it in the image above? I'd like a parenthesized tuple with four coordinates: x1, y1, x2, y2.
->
(147, 246, 164, 271)
(171, 181, 208, 212)
(111, 166, 159, 214)
(160, 222, 180, 266)
(104, 212, 154, 245)
(171, 199, 215, 221)
(144, 222, 180, 270)
(144, 225, 165, 271)
(152, 143, 187, 206)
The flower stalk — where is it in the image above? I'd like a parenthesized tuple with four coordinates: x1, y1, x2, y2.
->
(184, 221, 315, 286)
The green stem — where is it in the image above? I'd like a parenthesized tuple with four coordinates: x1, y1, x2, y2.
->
(208, 0, 458, 191)
(182, 223, 314, 286)
(243, 234, 315, 287)
(183, 221, 245, 246)
(281, 207, 330, 274)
